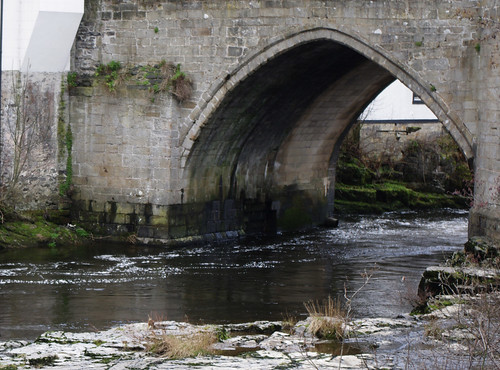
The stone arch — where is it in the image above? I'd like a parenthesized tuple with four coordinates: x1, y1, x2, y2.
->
(181, 27, 475, 229)
(181, 28, 474, 165)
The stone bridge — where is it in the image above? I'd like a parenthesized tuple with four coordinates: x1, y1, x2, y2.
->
(68, 0, 500, 243)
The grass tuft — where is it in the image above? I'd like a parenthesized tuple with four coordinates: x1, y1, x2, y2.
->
(145, 332, 217, 358)
(304, 296, 347, 340)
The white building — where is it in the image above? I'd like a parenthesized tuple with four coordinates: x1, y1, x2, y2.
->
(362, 79, 438, 123)
(359, 80, 443, 162)
(2, 0, 84, 72)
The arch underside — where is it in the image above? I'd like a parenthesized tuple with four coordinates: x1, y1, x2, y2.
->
(186, 39, 395, 229)
(184, 36, 470, 232)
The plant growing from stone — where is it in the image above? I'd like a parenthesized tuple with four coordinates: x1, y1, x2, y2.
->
(95, 60, 123, 92)
(67, 72, 78, 88)
(299, 268, 374, 369)
(94, 60, 192, 102)
(170, 63, 192, 102)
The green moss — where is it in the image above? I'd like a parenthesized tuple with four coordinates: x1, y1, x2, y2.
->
(335, 184, 376, 203)
(410, 303, 431, 315)
(57, 82, 67, 159)
(59, 124, 73, 196)
(57, 80, 73, 197)
(278, 197, 312, 231)
(0, 213, 91, 249)
(336, 159, 374, 185)
(334, 181, 465, 214)
(67, 72, 78, 88)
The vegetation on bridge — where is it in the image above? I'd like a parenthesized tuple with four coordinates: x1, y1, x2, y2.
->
(69, 60, 193, 102)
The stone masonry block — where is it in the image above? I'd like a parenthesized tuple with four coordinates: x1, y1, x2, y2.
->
(116, 202, 137, 215)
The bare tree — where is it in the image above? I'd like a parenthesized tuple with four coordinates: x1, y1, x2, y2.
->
(1, 71, 51, 205)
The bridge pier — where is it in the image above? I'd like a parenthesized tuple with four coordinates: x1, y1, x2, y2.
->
(470, 208, 500, 244)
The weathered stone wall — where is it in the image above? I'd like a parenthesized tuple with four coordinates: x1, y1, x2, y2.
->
(468, 2, 500, 243)
(65, 0, 499, 242)
(1, 72, 68, 211)
(360, 122, 444, 163)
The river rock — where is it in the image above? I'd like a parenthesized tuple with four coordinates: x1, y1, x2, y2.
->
(1, 313, 497, 369)
(417, 237, 500, 300)
(464, 236, 499, 262)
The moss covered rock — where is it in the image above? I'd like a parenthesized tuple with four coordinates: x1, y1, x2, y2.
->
(334, 181, 466, 214)
(0, 210, 90, 249)
(464, 237, 499, 263)
(336, 159, 374, 186)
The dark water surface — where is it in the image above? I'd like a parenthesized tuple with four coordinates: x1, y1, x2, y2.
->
(0, 210, 468, 340)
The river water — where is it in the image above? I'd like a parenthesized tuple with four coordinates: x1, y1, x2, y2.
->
(0, 209, 468, 341)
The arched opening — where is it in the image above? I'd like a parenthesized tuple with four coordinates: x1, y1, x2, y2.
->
(183, 30, 473, 235)
(334, 80, 473, 215)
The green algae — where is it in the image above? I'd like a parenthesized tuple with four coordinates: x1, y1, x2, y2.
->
(278, 196, 313, 231)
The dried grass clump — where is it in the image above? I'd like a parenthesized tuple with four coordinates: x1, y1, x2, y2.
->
(304, 296, 347, 340)
(142, 62, 192, 102)
(171, 74, 192, 102)
(281, 312, 298, 332)
(145, 332, 217, 358)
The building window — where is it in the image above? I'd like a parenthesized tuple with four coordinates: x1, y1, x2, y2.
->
(412, 93, 424, 105)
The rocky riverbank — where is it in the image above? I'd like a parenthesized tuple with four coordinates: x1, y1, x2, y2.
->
(1, 299, 498, 370)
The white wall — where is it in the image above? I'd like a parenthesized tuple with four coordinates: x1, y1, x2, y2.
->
(362, 80, 438, 121)
(2, 0, 84, 72)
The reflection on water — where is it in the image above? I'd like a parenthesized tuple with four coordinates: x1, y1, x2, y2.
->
(0, 210, 468, 340)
